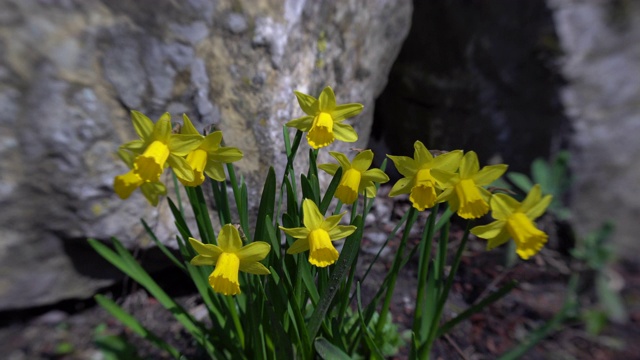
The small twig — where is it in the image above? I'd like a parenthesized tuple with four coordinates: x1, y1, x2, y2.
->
(444, 333, 469, 360)
(475, 267, 513, 304)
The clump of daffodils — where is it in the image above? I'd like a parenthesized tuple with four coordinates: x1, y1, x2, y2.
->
(114, 111, 242, 206)
(100, 83, 560, 360)
(112, 86, 552, 299)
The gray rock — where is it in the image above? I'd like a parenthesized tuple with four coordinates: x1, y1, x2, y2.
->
(0, 0, 412, 310)
(548, 0, 640, 258)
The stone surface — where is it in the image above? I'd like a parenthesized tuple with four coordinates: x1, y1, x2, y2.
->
(372, 0, 569, 176)
(548, 0, 640, 258)
(0, 0, 411, 310)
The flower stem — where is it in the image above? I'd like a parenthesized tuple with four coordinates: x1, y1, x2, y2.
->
(375, 207, 418, 338)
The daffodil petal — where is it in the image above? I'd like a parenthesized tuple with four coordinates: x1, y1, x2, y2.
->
(236, 242, 271, 262)
(279, 226, 309, 239)
(490, 193, 519, 220)
(120, 140, 146, 153)
(318, 163, 339, 176)
(131, 110, 154, 140)
(168, 154, 194, 182)
(414, 141, 433, 165)
(525, 194, 553, 220)
(473, 164, 508, 186)
(459, 151, 480, 179)
(330, 103, 364, 122)
(318, 86, 336, 111)
(294, 91, 319, 115)
(362, 168, 389, 184)
(239, 261, 270, 275)
(432, 150, 463, 172)
(218, 224, 243, 252)
(332, 122, 358, 143)
(471, 221, 506, 239)
(181, 114, 201, 135)
(302, 199, 324, 230)
(286, 115, 314, 131)
(327, 225, 357, 240)
(153, 114, 172, 143)
(140, 182, 166, 206)
(287, 238, 310, 254)
(362, 181, 377, 198)
(200, 131, 222, 150)
(387, 155, 417, 178)
(204, 160, 226, 182)
(321, 213, 345, 231)
(169, 134, 203, 156)
(431, 169, 459, 188)
(210, 147, 243, 163)
(191, 254, 217, 266)
(352, 150, 374, 172)
(389, 177, 412, 197)
(486, 228, 511, 250)
(329, 151, 352, 170)
(189, 237, 223, 258)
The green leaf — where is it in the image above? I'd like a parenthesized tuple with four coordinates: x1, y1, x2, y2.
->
(95, 295, 181, 359)
(308, 215, 364, 341)
(320, 167, 343, 215)
(507, 172, 534, 194)
(141, 219, 186, 272)
(314, 338, 351, 360)
(356, 284, 385, 360)
(254, 168, 276, 242)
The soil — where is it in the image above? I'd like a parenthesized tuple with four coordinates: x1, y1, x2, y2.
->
(1, 186, 639, 359)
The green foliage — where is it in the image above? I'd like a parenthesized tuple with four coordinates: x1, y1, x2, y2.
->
(505, 150, 572, 220)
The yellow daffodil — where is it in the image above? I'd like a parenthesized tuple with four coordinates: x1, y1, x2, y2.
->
(188, 224, 271, 296)
(113, 149, 167, 206)
(279, 199, 357, 267)
(285, 86, 363, 149)
(177, 115, 243, 186)
(387, 141, 463, 211)
(431, 151, 507, 219)
(318, 150, 389, 204)
(471, 185, 552, 260)
(120, 111, 202, 182)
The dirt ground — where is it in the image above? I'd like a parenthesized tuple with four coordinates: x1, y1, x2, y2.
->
(1, 187, 639, 359)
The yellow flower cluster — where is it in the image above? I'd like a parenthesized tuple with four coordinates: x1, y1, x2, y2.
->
(114, 111, 243, 205)
(386, 141, 552, 259)
(113, 86, 553, 296)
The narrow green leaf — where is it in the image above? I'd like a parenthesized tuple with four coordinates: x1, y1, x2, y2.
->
(356, 284, 385, 360)
(507, 172, 534, 194)
(437, 280, 518, 337)
(141, 219, 185, 272)
(308, 215, 364, 341)
(314, 338, 351, 360)
(319, 167, 343, 215)
(254, 167, 276, 242)
(95, 295, 182, 359)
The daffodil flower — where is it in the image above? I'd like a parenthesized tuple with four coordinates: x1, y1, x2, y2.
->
(387, 141, 463, 211)
(113, 149, 167, 206)
(188, 224, 271, 296)
(279, 199, 357, 267)
(177, 115, 243, 186)
(471, 185, 552, 259)
(318, 150, 389, 204)
(121, 111, 202, 182)
(431, 151, 507, 219)
(285, 86, 363, 149)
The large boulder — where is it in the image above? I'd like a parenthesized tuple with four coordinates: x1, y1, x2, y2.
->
(548, 0, 640, 258)
(0, 0, 411, 310)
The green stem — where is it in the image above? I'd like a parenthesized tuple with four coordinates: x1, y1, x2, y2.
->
(412, 205, 439, 339)
(227, 296, 245, 350)
(375, 207, 418, 338)
(421, 222, 471, 358)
